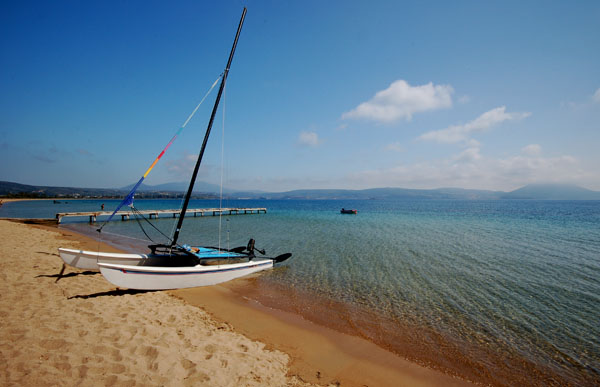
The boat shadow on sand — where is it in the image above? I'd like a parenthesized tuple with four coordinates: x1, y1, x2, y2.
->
(36, 270, 98, 280)
(36, 269, 155, 299)
(67, 288, 156, 300)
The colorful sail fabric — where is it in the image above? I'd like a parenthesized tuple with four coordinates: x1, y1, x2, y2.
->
(97, 75, 222, 231)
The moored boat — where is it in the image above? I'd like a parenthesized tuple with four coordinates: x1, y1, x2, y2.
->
(340, 208, 357, 214)
(89, 7, 291, 290)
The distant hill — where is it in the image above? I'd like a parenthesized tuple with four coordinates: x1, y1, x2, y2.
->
(502, 183, 600, 200)
(259, 187, 503, 200)
(2, 180, 599, 200)
(0, 181, 216, 199)
(0, 181, 123, 198)
(260, 185, 600, 200)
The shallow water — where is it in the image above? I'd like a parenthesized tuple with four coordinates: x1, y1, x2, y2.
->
(3, 198, 599, 385)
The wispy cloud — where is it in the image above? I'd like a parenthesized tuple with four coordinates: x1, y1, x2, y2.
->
(419, 106, 531, 144)
(593, 88, 600, 104)
(561, 87, 600, 110)
(32, 145, 60, 163)
(452, 146, 482, 163)
(385, 142, 404, 152)
(521, 144, 541, 156)
(221, 144, 595, 192)
(33, 154, 58, 163)
(297, 131, 322, 147)
(458, 95, 471, 104)
(165, 154, 198, 176)
(346, 144, 590, 191)
(342, 80, 453, 123)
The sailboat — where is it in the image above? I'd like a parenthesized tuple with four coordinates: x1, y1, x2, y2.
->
(61, 8, 291, 289)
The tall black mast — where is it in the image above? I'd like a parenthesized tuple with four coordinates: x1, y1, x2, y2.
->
(171, 7, 247, 247)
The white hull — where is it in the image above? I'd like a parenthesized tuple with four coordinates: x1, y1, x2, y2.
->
(58, 248, 148, 271)
(98, 259, 274, 290)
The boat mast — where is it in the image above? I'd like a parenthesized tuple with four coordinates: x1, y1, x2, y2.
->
(171, 7, 247, 247)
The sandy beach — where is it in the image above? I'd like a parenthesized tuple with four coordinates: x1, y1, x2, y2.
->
(0, 218, 471, 386)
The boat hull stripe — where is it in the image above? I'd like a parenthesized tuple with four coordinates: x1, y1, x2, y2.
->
(113, 261, 271, 276)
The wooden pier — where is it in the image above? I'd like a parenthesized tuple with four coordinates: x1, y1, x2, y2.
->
(56, 207, 267, 224)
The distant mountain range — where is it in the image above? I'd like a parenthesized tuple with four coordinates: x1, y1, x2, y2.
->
(257, 187, 504, 200)
(499, 183, 600, 200)
(0, 181, 218, 199)
(254, 184, 600, 200)
(0, 181, 124, 198)
(2, 180, 600, 200)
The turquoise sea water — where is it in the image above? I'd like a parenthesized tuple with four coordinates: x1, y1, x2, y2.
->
(2, 198, 599, 385)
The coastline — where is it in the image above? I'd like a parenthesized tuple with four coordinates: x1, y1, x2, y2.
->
(0, 198, 65, 204)
(0, 218, 471, 386)
(174, 283, 470, 386)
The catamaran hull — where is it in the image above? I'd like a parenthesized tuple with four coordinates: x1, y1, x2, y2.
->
(98, 259, 274, 290)
(58, 248, 148, 271)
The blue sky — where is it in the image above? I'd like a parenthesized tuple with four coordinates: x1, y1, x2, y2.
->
(1, 1, 599, 192)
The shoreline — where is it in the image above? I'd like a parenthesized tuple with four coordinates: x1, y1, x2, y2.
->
(1, 218, 472, 386)
(174, 282, 470, 386)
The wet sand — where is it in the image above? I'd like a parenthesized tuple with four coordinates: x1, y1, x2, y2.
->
(0, 218, 472, 386)
(174, 283, 470, 386)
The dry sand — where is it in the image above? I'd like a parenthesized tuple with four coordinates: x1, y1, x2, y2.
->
(0, 220, 307, 386)
(0, 219, 471, 386)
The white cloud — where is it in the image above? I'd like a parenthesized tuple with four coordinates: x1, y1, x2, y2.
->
(385, 142, 404, 152)
(452, 146, 482, 163)
(165, 154, 198, 176)
(562, 88, 600, 109)
(223, 143, 598, 192)
(344, 144, 593, 191)
(342, 80, 453, 123)
(593, 88, 600, 104)
(297, 131, 322, 147)
(419, 106, 531, 144)
(521, 144, 541, 156)
(458, 95, 471, 104)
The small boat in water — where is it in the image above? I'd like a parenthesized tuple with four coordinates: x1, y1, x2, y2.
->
(340, 208, 357, 214)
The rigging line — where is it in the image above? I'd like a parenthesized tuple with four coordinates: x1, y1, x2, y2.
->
(100, 230, 155, 243)
(218, 83, 227, 250)
(167, 74, 224, 240)
(170, 7, 246, 247)
(100, 211, 189, 249)
(97, 74, 222, 232)
(182, 74, 223, 128)
(131, 209, 156, 243)
(131, 206, 173, 243)
(114, 231, 185, 254)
